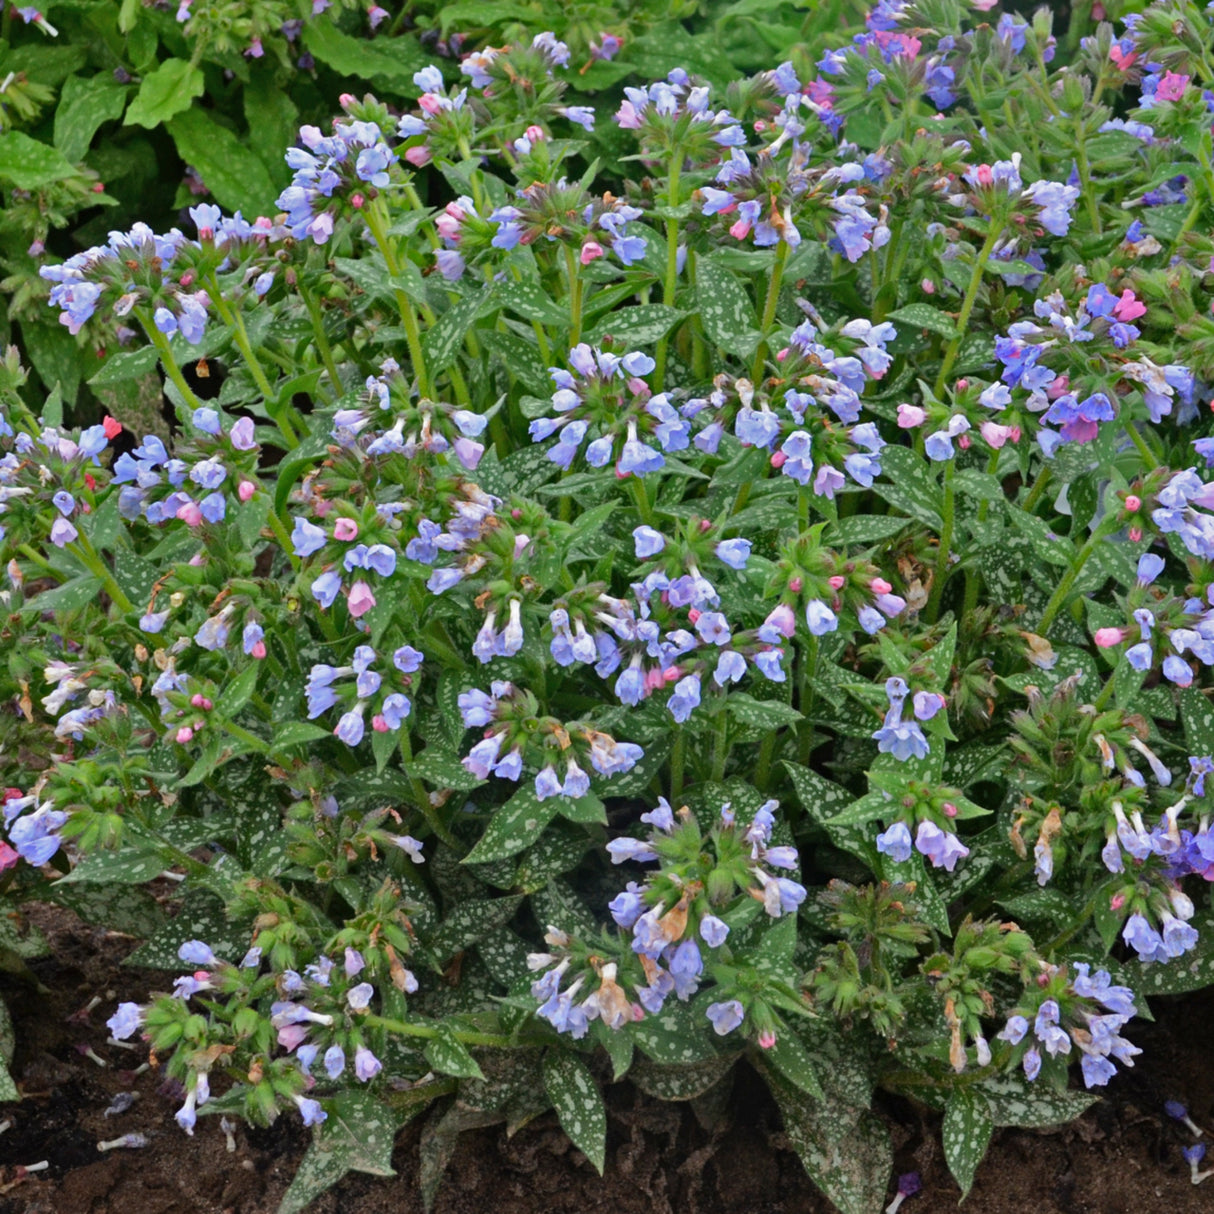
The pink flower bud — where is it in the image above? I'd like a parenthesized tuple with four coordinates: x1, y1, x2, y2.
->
(897, 404, 927, 428)
(1094, 627, 1125, 648)
(776, 347, 789, 361)
(179, 271, 195, 287)
(334, 518, 359, 542)
(943, 802, 958, 818)
(372, 715, 389, 733)
(1110, 892, 1126, 911)
(238, 481, 256, 502)
(1125, 495, 1141, 512)
(828, 575, 845, 590)
(955, 379, 968, 392)
(176, 502, 203, 527)
(922, 278, 935, 294)
(729, 218, 752, 241)
(1129, 527, 1143, 542)
(788, 576, 803, 593)
(958, 433, 971, 449)
(688, 608, 701, 625)
(251, 641, 266, 660)
(1046, 374, 1069, 400)
(350, 194, 364, 210)
(871, 577, 892, 595)
(347, 580, 377, 618)
(176, 726, 194, 744)
(699, 519, 712, 532)
(190, 694, 207, 709)
(758, 1031, 776, 1049)
(418, 93, 443, 115)
(580, 240, 604, 264)
(770, 450, 787, 468)
(339, 93, 356, 109)
(511, 508, 523, 519)
(525, 125, 545, 143)
(404, 146, 432, 167)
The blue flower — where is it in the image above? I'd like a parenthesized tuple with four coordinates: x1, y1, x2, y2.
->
(292, 517, 327, 557)
(706, 1000, 745, 1035)
(668, 674, 701, 723)
(876, 821, 912, 862)
(633, 525, 666, 558)
(715, 538, 751, 570)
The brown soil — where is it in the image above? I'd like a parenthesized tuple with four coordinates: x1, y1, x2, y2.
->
(1, 903, 1211, 1214)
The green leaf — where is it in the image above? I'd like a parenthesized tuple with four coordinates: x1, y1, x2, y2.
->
(0, 1000, 16, 1101)
(943, 1088, 993, 1198)
(630, 1052, 737, 1101)
(23, 574, 104, 615)
(423, 289, 494, 374)
(497, 279, 570, 327)
(123, 891, 248, 970)
(976, 1074, 1097, 1127)
(408, 746, 485, 791)
(462, 788, 561, 864)
(887, 302, 958, 339)
(1129, 911, 1214, 995)
(302, 22, 425, 88)
(585, 304, 687, 348)
(426, 895, 523, 962)
(696, 256, 761, 357)
(124, 58, 204, 128)
(628, 996, 719, 1064)
(874, 445, 944, 531)
(89, 345, 160, 386)
(424, 1023, 485, 1079)
(1180, 687, 1214, 758)
(55, 74, 129, 163)
(828, 515, 911, 546)
(726, 694, 803, 729)
(0, 131, 76, 189)
(542, 1051, 606, 1174)
(168, 109, 278, 219)
(49, 882, 163, 938)
(277, 1089, 400, 1214)
(59, 845, 166, 886)
(761, 1062, 892, 1214)
(270, 721, 332, 750)
(761, 1030, 824, 1100)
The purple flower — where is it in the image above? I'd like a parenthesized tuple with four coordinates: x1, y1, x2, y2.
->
(706, 999, 745, 1035)
(700, 914, 729, 948)
(668, 674, 701, 723)
(668, 938, 703, 1000)
(354, 1045, 382, 1081)
(914, 821, 969, 872)
(876, 821, 912, 862)
(633, 525, 665, 558)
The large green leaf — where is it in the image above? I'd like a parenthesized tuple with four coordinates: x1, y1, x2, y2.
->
(943, 1087, 993, 1198)
(124, 58, 204, 128)
(277, 1089, 400, 1214)
(543, 1051, 606, 1174)
(302, 22, 425, 87)
(168, 109, 278, 219)
(54, 74, 129, 162)
(0, 131, 76, 189)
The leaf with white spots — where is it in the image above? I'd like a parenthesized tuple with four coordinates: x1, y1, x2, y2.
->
(631, 1052, 738, 1101)
(761, 1059, 892, 1214)
(543, 1051, 606, 1175)
(975, 1074, 1097, 1127)
(123, 891, 249, 970)
(695, 254, 761, 358)
(462, 786, 561, 864)
(943, 1087, 992, 1198)
(424, 1023, 485, 1080)
(277, 1089, 402, 1214)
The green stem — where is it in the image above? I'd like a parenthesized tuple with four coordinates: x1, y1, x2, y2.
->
(1037, 518, 1120, 634)
(301, 282, 342, 403)
(670, 728, 686, 802)
(399, 729, 460, 848)
(17, 542, 54, 575)
(797, 634, 818, 765)
(934, 225, 1002, 396)
(70, 532, 133, 613)
(143, 319, 205, 418)
(1021, 465, 1052, 514)
(365, 1015, 536, 1049)
(751, 239, 790, 385)
(653, 155, 682, 390)
(962, 449, 1001, 619)
(564, 244, 584, 348)
(1124, 421, 1160, 470)
(711, 710, 729, 783)
(924, 459, 955, 624)
(364, 203, 432, 400)
(628, 475, 654, 526)
(264, 507, 302, 574)
(218, 718, 269, 754)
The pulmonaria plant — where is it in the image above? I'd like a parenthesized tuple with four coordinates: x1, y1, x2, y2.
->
(12, 1, 1214, 1209)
